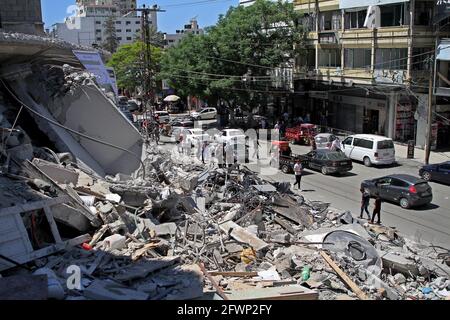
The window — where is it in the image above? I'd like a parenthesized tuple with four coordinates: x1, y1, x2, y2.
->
(96, 21, 101, 25)
(126, 29, 131, 32)
(136, 21, 140, 24)
(96, 37, 102, 41)
(116, 21, 121, 24)
(96, 29, 101, 33)
(344, 48, 371, 69)
(412, 48, 433, 70)
(117, 37, 122, 40)
(415, 1, 433, 26)
(380, 3, 409, 27)
(354, 138, 373, 149)
(344, 10, 367, 29)
(440, 164, 450, 171)
(117, 29, 122, 32)
(318, 49, 341, 67)
(377, 140, 394, 149)
(375, 48, 408, 70)
(316, 153, 326, 160)
(390, 178, 409, 187)
(319, 10, 341, 31)
(136, 29, 140, 33)
(126, 37, 132, 40)
(343, 137, 353, 145)
(126, 21, 131, 25)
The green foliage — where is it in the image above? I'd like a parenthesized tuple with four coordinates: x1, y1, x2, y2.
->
(107, 41, 162, 92)
(160, 0, 306, 109)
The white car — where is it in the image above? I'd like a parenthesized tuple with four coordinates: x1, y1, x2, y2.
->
(314, 133, 337, 150)
(340, 134, 396, 167)
(191, 108, 217, 120)
(181, 128, 212, 145)
(215, 129, 247, 145)
(154, 111, 171, 123)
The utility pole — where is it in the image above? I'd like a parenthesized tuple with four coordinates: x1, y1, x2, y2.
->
(425, 24, 439, 165)
(133, 4, 165, 114)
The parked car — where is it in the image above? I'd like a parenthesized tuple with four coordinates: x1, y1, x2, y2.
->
(181, 128, 212, 146)
(361, 174, 432, 209)
(191, 107, 217, 120)
(419, 161, 450, 184)
(314, 133, 338, 149)
(170, 117, 194, 128)
(304, 150, 353, 175)
(285, 123, 317, 145)
(127, 99, 139, 112)
(154, 111, 171, 123)
(340, 134, 396, 167)
(214, 129, 247, 145)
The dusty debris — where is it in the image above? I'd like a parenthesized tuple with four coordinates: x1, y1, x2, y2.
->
(1, 90, 449, 301)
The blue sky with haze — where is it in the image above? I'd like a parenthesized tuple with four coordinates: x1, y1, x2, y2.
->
(41, 0, 239, 33)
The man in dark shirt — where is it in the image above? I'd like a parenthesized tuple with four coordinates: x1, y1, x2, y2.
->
(371, 193, 382, 224)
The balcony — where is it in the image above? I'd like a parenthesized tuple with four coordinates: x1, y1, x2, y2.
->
(295, 0, 339, 12)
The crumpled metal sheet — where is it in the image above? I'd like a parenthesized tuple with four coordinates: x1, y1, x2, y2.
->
(323, 230, 382, 271)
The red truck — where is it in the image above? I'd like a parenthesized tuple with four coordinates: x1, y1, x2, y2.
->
(285, 123, 317, 145)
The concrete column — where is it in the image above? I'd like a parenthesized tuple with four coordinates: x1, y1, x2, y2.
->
(415, 93, 428, 148)
(386, 92, 398, 139)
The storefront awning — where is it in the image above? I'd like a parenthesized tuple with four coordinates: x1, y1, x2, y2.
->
(339, 0, 409, 10)
(437, 41, 450, 61)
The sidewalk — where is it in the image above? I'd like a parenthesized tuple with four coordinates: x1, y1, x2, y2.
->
(394, 143, 450, 165)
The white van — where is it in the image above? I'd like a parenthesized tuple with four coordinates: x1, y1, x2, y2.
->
(340, 134, 396, 167)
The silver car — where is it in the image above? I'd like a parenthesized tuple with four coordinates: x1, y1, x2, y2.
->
(314, 133, 337, 149)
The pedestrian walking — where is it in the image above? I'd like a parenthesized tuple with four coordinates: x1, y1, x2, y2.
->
(371, 194, 382, 224)
(360, 188, 371, 219)
(201, 141, 207, 164)
(311, 138, 317, 151)
(293, 159, 303, 190)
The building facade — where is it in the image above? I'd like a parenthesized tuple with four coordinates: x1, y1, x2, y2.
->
(52, 0, 157, 48)
(0, 0, 44, 35)
(163, 19, 204, 48)
(294, 0, 450, 149)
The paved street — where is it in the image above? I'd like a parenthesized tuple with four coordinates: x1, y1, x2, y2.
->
(159, 137, 450, 248)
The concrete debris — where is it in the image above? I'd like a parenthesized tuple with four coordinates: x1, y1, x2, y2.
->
(1, 71, 448, 299)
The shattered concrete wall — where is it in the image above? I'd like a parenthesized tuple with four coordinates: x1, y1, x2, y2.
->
(0, 0, 45, 35)
(45, 85, 143, 175)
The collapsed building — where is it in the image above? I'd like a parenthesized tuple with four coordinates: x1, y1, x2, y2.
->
(0, 31, 449, 300)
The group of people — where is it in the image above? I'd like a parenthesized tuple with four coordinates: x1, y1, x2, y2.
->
(360, 188, 382, 224)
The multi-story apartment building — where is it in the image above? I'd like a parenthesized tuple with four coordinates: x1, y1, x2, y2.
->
(294, 0, 450, 149)
(163, 18, 204, 48)
(0, 0, 44, 35)
(76, 0, 137, 16)
(52, 0, 157, 48)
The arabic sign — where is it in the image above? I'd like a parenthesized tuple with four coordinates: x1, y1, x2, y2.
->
(72, 50, 118, 96)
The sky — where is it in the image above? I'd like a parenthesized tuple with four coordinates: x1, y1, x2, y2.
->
(41, 0, 240, 33)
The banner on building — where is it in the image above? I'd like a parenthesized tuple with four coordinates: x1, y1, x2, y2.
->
(434, 0, 450, 24)
(364, 5, 380, 28)
(340, 0, 407, 10)
(72, 50, 118, 96)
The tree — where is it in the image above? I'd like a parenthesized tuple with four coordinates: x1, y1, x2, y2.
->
(160, 0, 306, 110)
(107, 41, 162, 93)
(134, 26, 165, 48)
(102, 15, 119, 53)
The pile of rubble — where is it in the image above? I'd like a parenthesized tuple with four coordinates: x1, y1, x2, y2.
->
(1, 141, 449, 300)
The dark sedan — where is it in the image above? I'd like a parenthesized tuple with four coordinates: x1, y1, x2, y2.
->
(304, 150, 353, 175)
(419, 161, 450, 185)
(361, 174, 433, 209)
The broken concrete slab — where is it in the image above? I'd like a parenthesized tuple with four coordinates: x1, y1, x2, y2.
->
(378, 251, 419, 276)
(219, 220, 269, 252)
(32, 159, 79, 185)
(151, 223, 177, 237)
